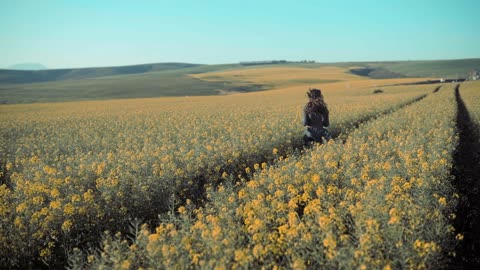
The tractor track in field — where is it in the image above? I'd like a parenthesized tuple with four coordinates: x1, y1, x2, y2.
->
(449, 84, 480, 269)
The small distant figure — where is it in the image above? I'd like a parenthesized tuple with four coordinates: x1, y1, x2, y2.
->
(303, 88, 331, 145)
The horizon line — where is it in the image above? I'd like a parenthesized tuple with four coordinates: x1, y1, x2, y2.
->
(3, 57, 480, 71)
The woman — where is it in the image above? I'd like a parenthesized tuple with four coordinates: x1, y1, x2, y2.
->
(303, 88, 331, 145)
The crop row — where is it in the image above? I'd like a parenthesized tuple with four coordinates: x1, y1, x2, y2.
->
(0, 84, 434, 267)
(82, 84, 459, 269)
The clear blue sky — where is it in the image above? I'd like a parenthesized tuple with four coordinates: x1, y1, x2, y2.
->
(1, 0, 479, 69)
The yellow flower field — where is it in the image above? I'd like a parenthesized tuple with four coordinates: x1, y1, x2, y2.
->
(0, 81, 447, 268)
(79, 83, 460, 269)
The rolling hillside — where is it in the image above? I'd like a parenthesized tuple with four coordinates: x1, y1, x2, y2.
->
(0, 59, 478, 104)
(0, 64, 274, 104)
(349, 58, 480, 79)
(0, 62, 203, 84)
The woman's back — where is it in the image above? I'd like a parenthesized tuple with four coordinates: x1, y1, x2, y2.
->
(303, 88, 331, 144)
(303, 110, 329, 128)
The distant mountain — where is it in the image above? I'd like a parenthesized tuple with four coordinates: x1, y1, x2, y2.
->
(7, 63, 48, 70)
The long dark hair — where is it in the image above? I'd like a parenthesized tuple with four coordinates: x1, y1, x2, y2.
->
(304, 88, 328, 114)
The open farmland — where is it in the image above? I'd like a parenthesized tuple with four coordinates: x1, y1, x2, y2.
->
(0, 62, 435, 104)
(2, 0, 479, 268)
(191, 66, 362, 89)
(1, 65, 479, 268)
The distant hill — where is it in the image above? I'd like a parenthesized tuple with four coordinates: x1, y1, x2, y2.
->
(0, 62, 202, 84)
(7, 63, 47, 70)
(349, 59, 480, 79)
(0, 63, 266, 104)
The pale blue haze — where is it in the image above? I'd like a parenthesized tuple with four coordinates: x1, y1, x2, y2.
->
(1, 0, 479, 69)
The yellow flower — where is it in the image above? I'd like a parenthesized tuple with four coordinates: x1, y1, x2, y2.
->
(234, 250, 247, 263)
(40, 248, 51, 259)
(64, 203, 75, 215)
(288, 212, 299, 226)
(87, 255, 95, 263)
(32, 196, 44, 205)
(50, 188, 60, 198)
(43, 165, 57, 175)
(148, 233, 159, 244)
(388, 216, 400, 225)
(438, 197, 447, 207)
(238, 189, 247, 199)
(292, 257, 306, 270)
(5, 163, 13, 170)
(121, 260, 131, 269)
(248, 219, 263, 234)
(14, 217, 24, 228)
(252, 244, 264, 258)
(318, 216, 330, 229)
(16, 202, 27, 213)
(80, 189, 93, 202)
(323, 236, 337, 249)
(62, 220, 73, 232)
(71, 194, 81, 203)
(212, 225, 222, 239)
(178, 206, 186, 215)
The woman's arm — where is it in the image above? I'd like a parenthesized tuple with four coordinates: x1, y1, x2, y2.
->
(302, 111, 311, 126)
(324, 110, 330, 127)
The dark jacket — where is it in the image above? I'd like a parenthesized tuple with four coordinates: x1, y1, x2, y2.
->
(303, 110, 329, 128)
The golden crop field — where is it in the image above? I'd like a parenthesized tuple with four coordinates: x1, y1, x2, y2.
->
(191, 65, 433, 91)
(1, 75, 477, 269)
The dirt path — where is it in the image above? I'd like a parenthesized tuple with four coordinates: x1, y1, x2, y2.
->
(450, 84, 480, 268)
